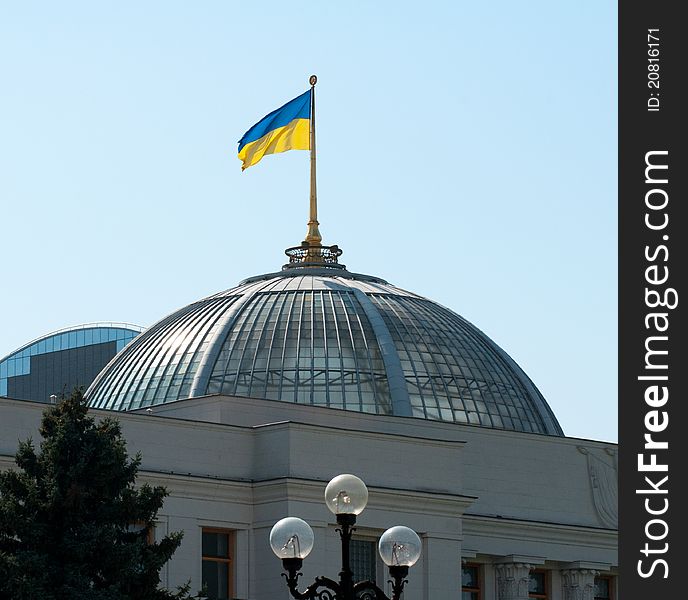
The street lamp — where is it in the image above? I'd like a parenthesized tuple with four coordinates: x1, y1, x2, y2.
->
(269, 474, 421, 600)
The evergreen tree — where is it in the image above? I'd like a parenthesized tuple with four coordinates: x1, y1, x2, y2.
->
(0, 390, 192, 600)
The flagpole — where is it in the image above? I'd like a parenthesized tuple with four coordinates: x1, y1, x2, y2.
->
(305, 75, 322, 246)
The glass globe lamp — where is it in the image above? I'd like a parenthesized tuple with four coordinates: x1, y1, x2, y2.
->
(324, 474, 369, 515)
(378, 526, 422, 567)
(269, 517, 315, 560)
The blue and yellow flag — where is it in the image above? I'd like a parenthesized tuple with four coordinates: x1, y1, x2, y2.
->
(238, 90, 311, 171)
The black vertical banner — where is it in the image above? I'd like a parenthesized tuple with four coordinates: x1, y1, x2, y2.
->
(619, 2, 687, 599)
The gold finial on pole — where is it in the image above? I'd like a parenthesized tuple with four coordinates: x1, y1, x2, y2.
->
(305, 74, 322, 246)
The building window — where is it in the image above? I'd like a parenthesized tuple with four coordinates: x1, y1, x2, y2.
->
(528, 570, 547, 599)
(461, 564, 480, 600)
(202, 529, 234, 600)
(350, 539, 377, 583)
(594, 575, 612, 600)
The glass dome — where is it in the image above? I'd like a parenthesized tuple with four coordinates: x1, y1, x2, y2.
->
(86, 267, 563, 436)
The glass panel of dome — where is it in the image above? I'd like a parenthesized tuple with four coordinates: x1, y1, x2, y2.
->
(179, 382, 191, 397)
(82, 273, 562, 434)
(329, 390, 343, 406)
(454, 410, 468, 422)
(437, 397, 451, 411)
(466, 412, 480, 424)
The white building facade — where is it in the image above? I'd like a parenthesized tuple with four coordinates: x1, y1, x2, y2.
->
(1, 391, 617, 599)
(1, 250, 617, 599)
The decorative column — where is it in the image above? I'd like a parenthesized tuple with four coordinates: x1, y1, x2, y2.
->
(495, 562, 532, 600)
(560, 569, 598, 600)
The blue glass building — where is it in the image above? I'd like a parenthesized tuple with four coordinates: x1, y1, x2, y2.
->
(0, 323, 142, 402)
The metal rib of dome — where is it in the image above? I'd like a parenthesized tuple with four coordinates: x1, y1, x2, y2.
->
(86, 268, 563, 436)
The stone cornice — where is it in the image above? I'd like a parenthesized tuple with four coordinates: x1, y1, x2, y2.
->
(253, 477, 475, 510)
(496, 554, 546, 565)
(563, 560, 613, 571)
(463, 514, 618, 556)
(126, 394, 618, 447)
(139, 470, 254, 503)
(252, 419, 466, 448)
(1, 458, 475, 519)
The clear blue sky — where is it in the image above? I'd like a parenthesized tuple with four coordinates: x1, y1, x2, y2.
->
(0, 1, 617, 441)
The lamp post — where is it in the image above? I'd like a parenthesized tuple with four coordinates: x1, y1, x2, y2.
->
(269, 474, 421, 600)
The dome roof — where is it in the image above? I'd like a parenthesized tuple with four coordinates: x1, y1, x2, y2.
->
(86, 266, 563, 436)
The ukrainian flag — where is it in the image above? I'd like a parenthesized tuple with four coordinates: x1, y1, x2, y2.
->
(238, 90, 311, 171)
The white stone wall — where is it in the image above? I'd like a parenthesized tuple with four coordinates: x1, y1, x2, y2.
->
(0, 396, 617, 599)
(147, 394, 618, 530)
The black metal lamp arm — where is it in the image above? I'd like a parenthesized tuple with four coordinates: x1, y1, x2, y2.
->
(279, 514, 410, 600)
(387, 566, 410, 600)
(282, 559, 342, 600)
(352, 580, 393, 600)
(351, 566, 409, 600)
